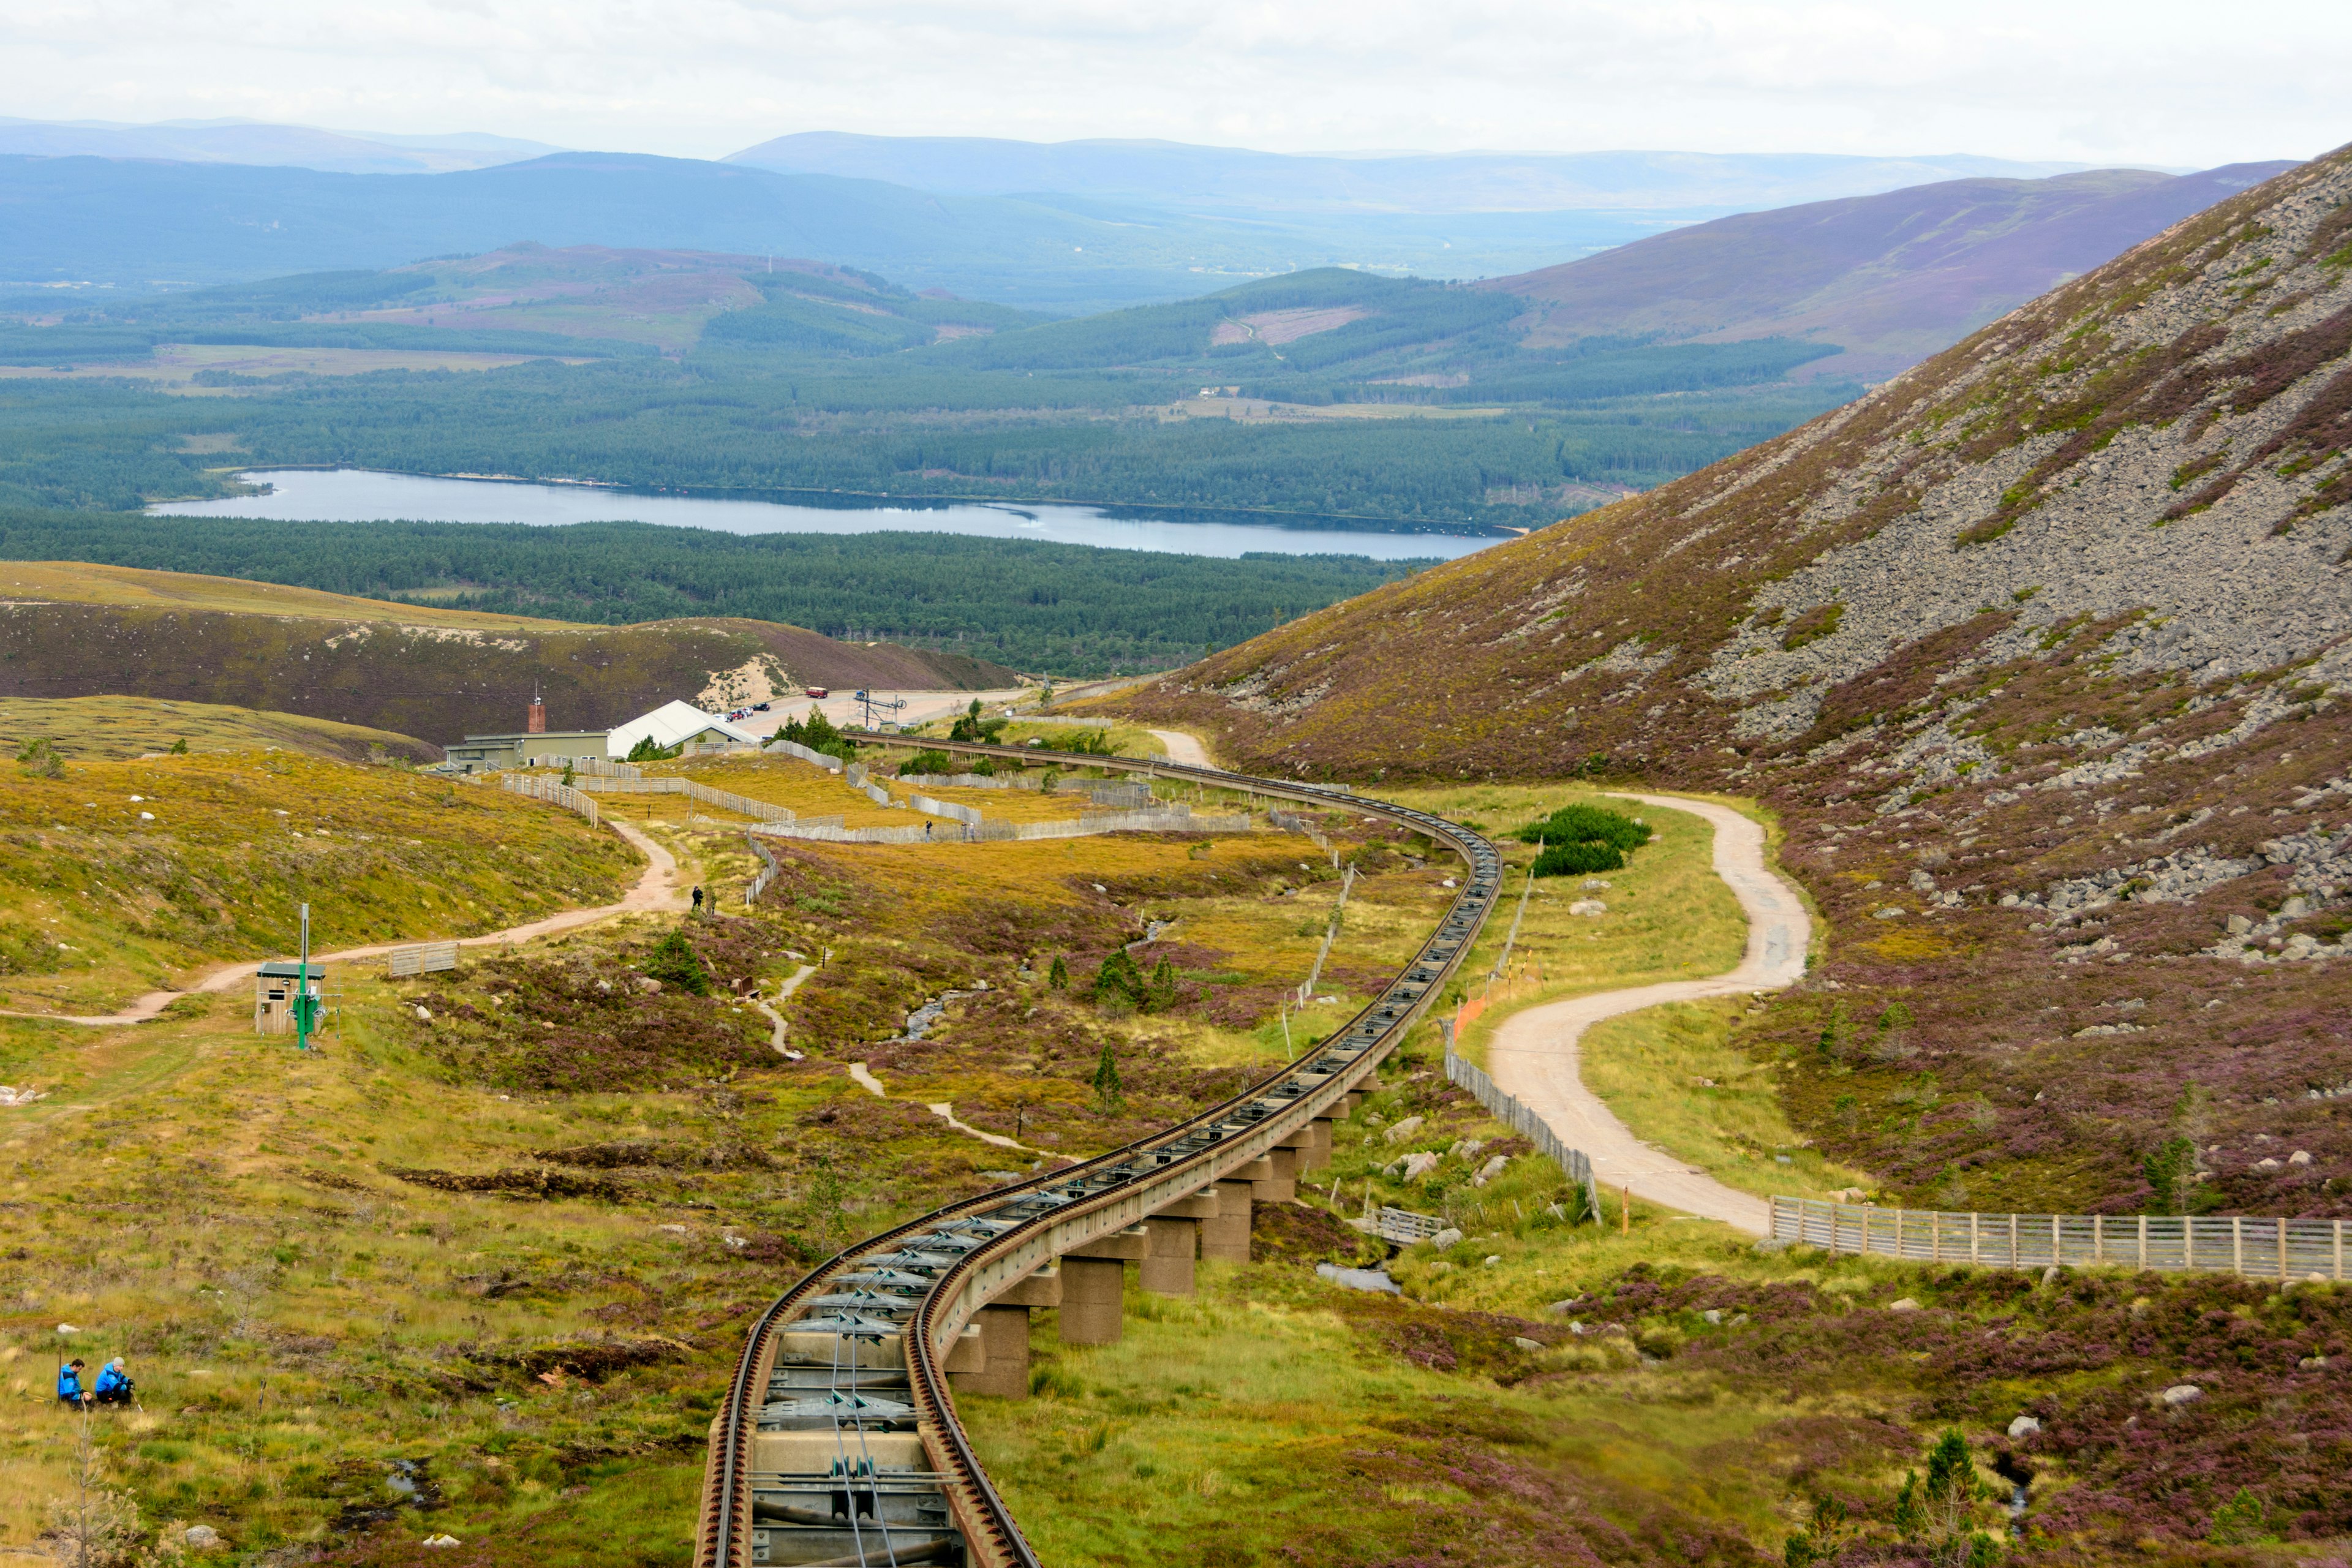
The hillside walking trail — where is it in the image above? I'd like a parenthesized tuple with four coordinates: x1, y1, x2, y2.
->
(1148, 729, 1215, 768)
(1485, 794, 1809, 1235)
(8, 820, 688, 1028)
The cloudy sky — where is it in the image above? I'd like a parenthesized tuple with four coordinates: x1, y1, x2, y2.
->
(6, 0, 2344, 168)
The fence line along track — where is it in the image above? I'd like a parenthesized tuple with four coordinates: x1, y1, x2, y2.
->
(1773, 1197, 2352, 1281)
(695, 736, 1504, 1568)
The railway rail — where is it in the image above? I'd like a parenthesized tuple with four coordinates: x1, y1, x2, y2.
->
(693, 736, 1503, 1568)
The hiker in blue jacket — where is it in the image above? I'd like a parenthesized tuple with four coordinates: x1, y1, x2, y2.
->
(93, 1357, 134, 1406)
(56, 1358, 88, 1408)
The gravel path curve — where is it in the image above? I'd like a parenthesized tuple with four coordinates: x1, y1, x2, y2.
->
(1485, 793, 1809, 1235)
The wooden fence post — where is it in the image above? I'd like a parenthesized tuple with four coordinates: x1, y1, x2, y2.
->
(2009, 1213, 2019, 1270)
(2280, 1221, 2289, 1283)
(2051, 1214, 2060, 1267)
(1970, 1212, 1980, 1265)
(2094, 1213, 2103, 1265)
(1932, 1212, 1942, 1262)
(2233, 1216, 2244, 1277)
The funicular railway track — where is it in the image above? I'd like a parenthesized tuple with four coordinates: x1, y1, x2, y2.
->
(694, 737, 1502, 1568)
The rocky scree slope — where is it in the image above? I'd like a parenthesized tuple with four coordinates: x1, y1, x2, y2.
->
(1127, 143, 2352, 1216)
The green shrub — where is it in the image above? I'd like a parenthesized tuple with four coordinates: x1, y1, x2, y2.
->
(1532, 841, 1624, 876)
(1091, 1039, 1124, 1114)
(1516, 802, 1651, 851)
(643, 929, 712, 997)
(1092, 949, 1145, 1011)
(15, 737, 62, 778)
(775, 709, 858, 763)
(1520, 802, 1651, 878)
(899, 749, 955, 777)
(1047, 954, 1069, 990)
(948, 699, 1009, 745)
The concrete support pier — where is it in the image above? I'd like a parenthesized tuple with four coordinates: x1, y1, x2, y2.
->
(1058, 1226, 1147, 1344)
(1204, 1178, 1256, 1261)
(1141, 1215, 1200, 1296)
(956, 1305, 1035, 1397)
(1057, 1258, 1125, 1344)
(1255, 1147, 1298, 1203)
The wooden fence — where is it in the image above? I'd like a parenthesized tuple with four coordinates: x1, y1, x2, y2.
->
(1769, 1197, 2351, 1281)
(499, 772, 600, 827)
(568, 775, 793, 822)
(1443, 1047, 1602, 1222)
(386, 941, 459, 978)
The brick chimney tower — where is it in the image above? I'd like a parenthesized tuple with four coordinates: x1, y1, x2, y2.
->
(527, 681, 547, 734)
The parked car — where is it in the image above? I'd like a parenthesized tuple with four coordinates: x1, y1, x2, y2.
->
(804, 687, 830, 698)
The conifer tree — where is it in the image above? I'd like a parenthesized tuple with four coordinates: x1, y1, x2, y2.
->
(1091, 1039, 1123, 1115)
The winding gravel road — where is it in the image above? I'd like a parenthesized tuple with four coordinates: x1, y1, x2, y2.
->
(1485, 793, 1809, 1234)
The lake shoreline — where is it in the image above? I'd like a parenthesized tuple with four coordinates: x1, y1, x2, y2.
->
(151, 467, 1504, 562)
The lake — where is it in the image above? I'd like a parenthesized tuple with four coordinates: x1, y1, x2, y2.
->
(150, 469, 1504, 562)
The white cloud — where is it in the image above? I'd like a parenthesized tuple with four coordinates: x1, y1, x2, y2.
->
(0, 0, 2342, 168)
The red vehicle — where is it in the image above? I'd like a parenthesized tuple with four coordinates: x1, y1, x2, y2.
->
(804, 687, 830, 699)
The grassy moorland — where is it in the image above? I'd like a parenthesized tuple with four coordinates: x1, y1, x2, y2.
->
(0, 745, 1474, 1564)
(965, 1016, 2352, 1565)
(0, 746, 635, 1017)
(5, 720, 2346, 1564)
(0, 695, 440, 766)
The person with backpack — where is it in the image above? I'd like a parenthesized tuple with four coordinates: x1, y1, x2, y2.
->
(56, 1358, 88, 1408)
(93, 1358, 134, 1406)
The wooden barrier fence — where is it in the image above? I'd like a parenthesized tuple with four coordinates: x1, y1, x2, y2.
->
(1770, 1196, 2349, 1281)
(499, 772, 600, 827)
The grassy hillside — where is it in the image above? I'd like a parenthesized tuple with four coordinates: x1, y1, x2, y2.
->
(0, 736, 635, 1016)
(2, 728, 2342, 1563)
(1121, 143, 2352, 1218)
(1490, 163, 2298, 381)
(0, 783, 1455, 1561)
(0, 695, 439, 764)
(0, 559, 1017, 742)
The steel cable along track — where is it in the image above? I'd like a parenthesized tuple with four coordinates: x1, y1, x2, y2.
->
(695, 739, 1502, 1568)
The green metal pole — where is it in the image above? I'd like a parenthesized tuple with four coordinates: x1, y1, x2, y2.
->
(295, 903, 311, 1052)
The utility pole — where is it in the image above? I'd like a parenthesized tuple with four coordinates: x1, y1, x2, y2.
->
(293, 903, 314, 1052)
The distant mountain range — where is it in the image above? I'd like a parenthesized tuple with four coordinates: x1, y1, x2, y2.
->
(0, 118, 2227, 316)
(1486, 162, 2299, 380)
(0, 116, 557, 175)
(725, 132, 2115, 216)
(0, 157, 2286, 402)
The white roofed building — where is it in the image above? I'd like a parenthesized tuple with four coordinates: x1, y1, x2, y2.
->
(608, 701, 761, 758)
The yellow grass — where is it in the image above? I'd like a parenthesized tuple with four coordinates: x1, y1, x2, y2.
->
(1580, 999, 1874, 1202)
(662, 754, 910, 827)
(0, 561, 576, 631)
(0, 695, 433, 762)
(1368, 783, 1748, 1066)
(0, 747, 633, 1012)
